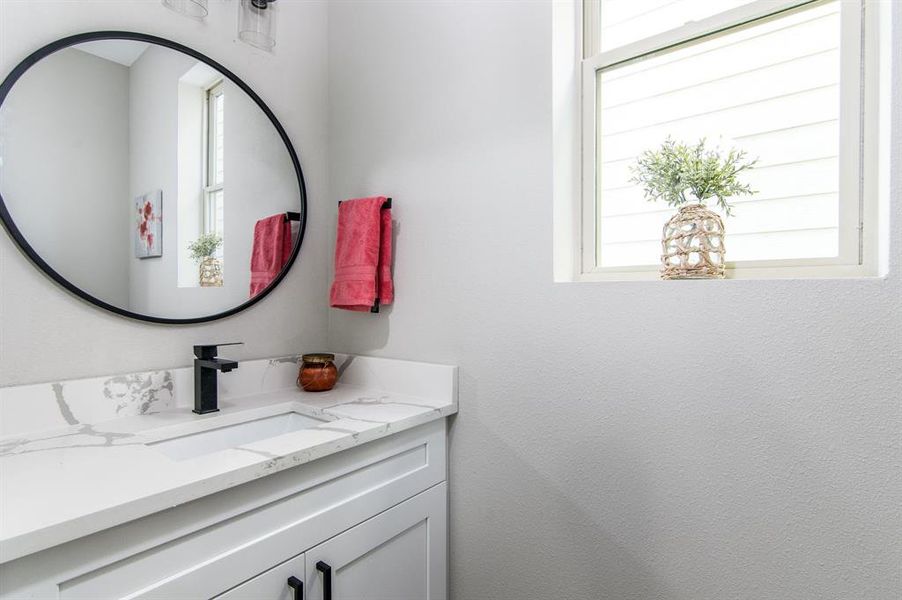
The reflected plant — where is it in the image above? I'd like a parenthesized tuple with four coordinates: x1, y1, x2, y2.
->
(630, 137, 758, 216)
(188, 233, 222, 263)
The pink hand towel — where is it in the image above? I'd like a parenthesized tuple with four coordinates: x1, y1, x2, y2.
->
(249, 214, 293, 298)
(330, 196, 393, 312)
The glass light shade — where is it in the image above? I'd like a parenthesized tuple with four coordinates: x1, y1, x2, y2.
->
(238, 0, 277, 51)
(161, 0, 208, 19)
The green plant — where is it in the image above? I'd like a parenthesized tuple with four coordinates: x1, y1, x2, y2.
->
(630, 137, 757, 216)
(188, 233, 222, 263)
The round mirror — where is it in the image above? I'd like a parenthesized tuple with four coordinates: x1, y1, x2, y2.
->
(0, 32, 306, 324)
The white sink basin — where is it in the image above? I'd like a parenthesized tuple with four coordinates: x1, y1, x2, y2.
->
(148, 412, 326, 461)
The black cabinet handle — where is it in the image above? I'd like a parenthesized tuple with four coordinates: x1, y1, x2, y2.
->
(316, 561, 332, 600)
(287, 576, 304, 600)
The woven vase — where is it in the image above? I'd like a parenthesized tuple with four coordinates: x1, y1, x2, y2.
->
(199, 256, 223, 287)
(660, 204, 725, 280)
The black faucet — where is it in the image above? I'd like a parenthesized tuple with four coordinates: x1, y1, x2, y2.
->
(193, 343, 242, 414)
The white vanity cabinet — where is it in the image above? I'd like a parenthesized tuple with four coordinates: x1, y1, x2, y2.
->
(305, 482, 447, 600)
(214, 553, 306, 600)
(0, 420, 448, 600)
(214, 482, 447, 600)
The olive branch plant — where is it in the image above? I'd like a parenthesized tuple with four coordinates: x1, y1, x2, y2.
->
(188, 233, 223, 263)
(629, 137, 758, 216)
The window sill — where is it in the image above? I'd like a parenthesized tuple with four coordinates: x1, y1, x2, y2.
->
(572, 263, 881, 282)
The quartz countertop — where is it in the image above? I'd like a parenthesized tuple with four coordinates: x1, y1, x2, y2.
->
(0, 355, 457, 563)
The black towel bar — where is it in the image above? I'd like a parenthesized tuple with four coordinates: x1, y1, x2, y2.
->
(337, 197, 392, 209)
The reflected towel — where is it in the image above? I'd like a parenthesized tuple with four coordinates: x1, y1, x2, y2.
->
(330, 196, 393, 311)
(249, 214, 293, 297)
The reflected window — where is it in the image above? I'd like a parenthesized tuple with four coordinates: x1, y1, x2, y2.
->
(177, 66, 225, 288)
(204, 81, 225, 253)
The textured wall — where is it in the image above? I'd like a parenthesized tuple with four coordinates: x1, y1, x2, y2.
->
(0, 0, 331, 385)
(326, 1, 902, 598)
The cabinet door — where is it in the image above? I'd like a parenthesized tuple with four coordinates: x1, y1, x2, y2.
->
(305, 483, 447, 600)
(214, 553, 306, 600)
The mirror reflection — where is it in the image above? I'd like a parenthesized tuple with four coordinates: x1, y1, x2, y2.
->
(0, 38, 303, 321)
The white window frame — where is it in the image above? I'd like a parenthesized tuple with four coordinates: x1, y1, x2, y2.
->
(203, 80, 224, 238)
(577, 0, 883, 280)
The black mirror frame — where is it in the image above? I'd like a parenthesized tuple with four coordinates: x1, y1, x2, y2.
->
(0, 31, 308, 325)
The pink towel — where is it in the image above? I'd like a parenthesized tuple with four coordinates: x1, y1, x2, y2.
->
(330, 196, 394, 311)
(249, 214, 293, 297)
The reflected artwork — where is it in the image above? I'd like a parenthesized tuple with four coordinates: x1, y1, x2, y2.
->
(135, 190, 162, 258)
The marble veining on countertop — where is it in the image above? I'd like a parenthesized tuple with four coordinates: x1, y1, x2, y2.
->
(0, 354, 457, 564)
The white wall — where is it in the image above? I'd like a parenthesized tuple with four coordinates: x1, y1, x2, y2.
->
(327, 2, 902, 599)
(128, 44, 199, 315)
(176, 71, 206, 289)
(0, 47, 130, 306)
(0, 0, 331, 384)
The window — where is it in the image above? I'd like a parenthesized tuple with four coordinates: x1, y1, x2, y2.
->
(578, 0, 883, 278)
(204, 81, 225, 248)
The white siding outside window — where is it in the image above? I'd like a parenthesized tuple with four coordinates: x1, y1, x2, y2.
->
(597, 0, 759, 52)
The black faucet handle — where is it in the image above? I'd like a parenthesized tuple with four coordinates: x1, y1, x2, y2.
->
(193, 342, 243, 360)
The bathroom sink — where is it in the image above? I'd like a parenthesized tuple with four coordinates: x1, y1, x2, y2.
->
(148, 412, 326, 461)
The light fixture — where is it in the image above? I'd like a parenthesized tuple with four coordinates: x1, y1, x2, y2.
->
(238, 0, 278, 51)
(161, 0, 208, 19)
